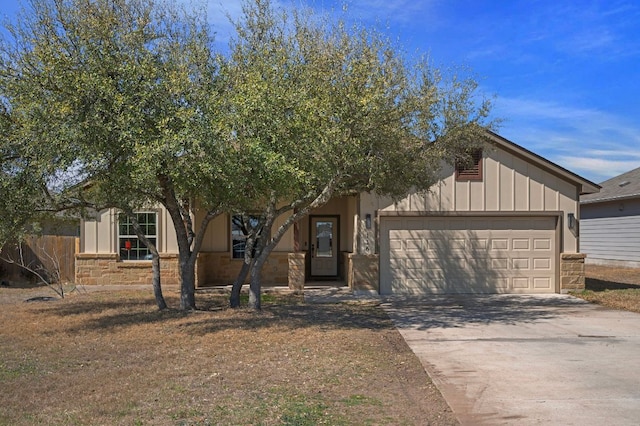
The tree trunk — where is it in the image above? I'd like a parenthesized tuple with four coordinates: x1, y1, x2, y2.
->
(179, 255, 197, 310)
(151, 253, 167, 310)
(126, 210, 167, 310)
(230, 261, 251, 308)
(248, 255, 266, 310)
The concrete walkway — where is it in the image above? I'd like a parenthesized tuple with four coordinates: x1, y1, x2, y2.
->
(381, 294, 640, 425)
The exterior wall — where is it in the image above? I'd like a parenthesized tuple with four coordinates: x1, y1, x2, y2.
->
(198, 214, 229, 252)
(196, 252, 290, 286)
(560, 253, 586, 292)
(75, 253, 180, 285)
(299, 197, 355, 254)
(80, 207, 178, 254)
(357, 141, 588, 294)
(78, 196, 357, 286)
(78, 208, 181, 285)
(288, 253, 306, 291)
(581, 198, 640, 266)
(345, 253, 379, 293)
(359, 145, 580, 255)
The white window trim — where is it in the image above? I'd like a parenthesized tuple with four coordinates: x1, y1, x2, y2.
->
(116, 210, 160, 261)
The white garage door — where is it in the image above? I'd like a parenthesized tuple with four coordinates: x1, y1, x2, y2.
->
(380, 216, 557, 295)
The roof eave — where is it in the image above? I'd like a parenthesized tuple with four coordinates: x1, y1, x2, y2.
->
(580, 193, 640, 205)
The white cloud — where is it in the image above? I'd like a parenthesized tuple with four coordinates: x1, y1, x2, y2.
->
(493, 96, 640, 182)
(556, 157, 640, 183)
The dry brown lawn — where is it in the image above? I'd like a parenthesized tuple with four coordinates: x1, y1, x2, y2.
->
(0, 285, 456, 425)
(6, 263, 635, 425)
(572, 264, 640, 313)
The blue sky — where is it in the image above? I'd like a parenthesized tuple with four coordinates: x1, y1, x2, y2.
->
(2, 0, 639, 183)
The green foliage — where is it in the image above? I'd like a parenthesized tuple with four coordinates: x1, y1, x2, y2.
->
(0, 0, 233, 308)
(0, 0, 233, 212)
(222, 0, 496, 308)
(1, 0, 496, 309)
(222, 0, 495, 205)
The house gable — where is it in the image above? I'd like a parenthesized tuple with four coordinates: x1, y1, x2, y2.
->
(363, 133, 598, 255)
(378, 135, 587, 215)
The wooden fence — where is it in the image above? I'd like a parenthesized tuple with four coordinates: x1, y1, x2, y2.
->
(0, 236, 78, 284)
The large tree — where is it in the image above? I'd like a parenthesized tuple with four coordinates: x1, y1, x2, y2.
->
(223, 0, 495, 309)
(0, 0, 236, 310)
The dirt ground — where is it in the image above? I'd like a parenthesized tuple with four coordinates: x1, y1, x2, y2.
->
(0, 285, 457, 425)
(585, 263, 640, 288)
(575, 264, 640, 313)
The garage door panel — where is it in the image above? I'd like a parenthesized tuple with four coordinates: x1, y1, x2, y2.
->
(389, 238, 403, 251)
(534, 277, 552, 289)
(381, 216, 557, 295)
(491, 239, 509, 250)
(403, 258, 425, 270)
(533, 238, 552, 250)
(403, 267, 426, 280)
(512, 239, 530, 250)
(494, 277, 509, 289)
(512, 258, 530, 270)
(491, 258, 509, 269)
(389, 259, 404, 270)
(533, 258, 551, 270)
(469, 238, 488, 250)
(513, 277, 530, 289)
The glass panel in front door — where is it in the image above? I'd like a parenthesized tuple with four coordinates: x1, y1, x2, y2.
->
(315, 221, 333, 257)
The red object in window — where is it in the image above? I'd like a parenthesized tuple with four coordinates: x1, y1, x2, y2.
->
(125, 240, 132, 251)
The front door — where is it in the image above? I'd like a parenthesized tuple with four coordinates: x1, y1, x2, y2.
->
(310, 216, 338, 277)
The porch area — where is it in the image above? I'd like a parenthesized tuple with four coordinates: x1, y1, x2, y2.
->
(195, 195, 380, 293)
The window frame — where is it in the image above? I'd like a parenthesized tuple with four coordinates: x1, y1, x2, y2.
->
(455, 148, 483, 181)
(117, 211, 159, 261)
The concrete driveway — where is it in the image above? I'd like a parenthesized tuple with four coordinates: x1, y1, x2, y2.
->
(382, 294, 640, 425)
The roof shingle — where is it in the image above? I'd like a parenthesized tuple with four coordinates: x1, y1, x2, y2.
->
(581, 166, 640, 204)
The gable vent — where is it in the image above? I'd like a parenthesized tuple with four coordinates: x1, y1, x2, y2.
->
(455, 149, 483, 181)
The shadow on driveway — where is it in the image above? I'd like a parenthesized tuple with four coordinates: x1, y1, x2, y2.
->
(381, 293, 590, 330)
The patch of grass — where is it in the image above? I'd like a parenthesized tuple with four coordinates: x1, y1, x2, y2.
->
(0, 359, 39, 380)
(342, 394, 383, 407)
(237, 292, 302, 305)
(571, 265, 640, 313)
(278, 398, 333, 426)
(572, 288, 640, 314)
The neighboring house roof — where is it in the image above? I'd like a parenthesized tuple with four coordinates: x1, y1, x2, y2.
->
(580, 166, 640, 204)
(485, 131, 601, 195)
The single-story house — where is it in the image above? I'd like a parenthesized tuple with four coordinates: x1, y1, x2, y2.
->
(76, 131, 600, 294)
(580, 166, 640, 268)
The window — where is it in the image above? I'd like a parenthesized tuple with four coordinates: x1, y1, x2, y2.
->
(231, 215, 261, 259)
(118, 212, 157, 260)
(456, 148, 483, 181)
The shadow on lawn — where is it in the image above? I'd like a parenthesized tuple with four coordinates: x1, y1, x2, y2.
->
(31, 293, 598, 335)
(31, 295, 394, 334)
(585, 277, 640, 292)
